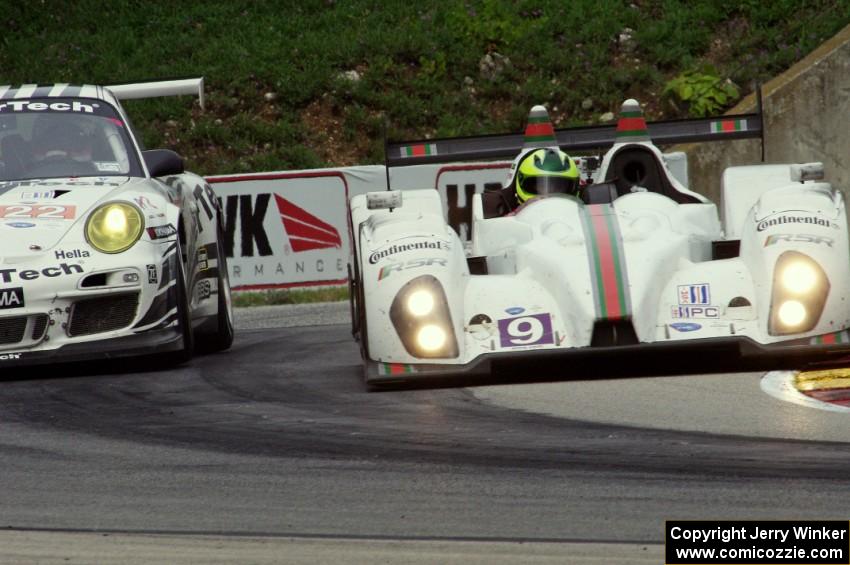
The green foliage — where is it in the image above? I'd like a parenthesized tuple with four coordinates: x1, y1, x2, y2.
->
(233, 287, 349, 307)
(445, 0, 534, 49)
(418, 52, 447, 78)
(0, 1, 846, 173)
(663, 67, 740, 117)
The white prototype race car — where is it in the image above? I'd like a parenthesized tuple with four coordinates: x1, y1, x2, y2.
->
(0, 78, 233, 367)
(349, 98, 850, 388)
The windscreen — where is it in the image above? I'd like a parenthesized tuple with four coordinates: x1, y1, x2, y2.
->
(521, 175, 577, 196)
(0, 98, 144, 181)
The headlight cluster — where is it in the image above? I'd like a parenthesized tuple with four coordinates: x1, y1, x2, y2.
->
(769, 251, 829, 335)
(85, 202, 144, 254)
(390, 275, 459, 358)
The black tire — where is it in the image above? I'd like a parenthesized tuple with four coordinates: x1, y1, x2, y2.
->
(348, 236, 369, 361)
(197, 231, 234, 353)
(159, 239, 194, 365)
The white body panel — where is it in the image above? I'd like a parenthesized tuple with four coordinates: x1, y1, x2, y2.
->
(351, 146, 850, 381)
(0, 80, 229, 365)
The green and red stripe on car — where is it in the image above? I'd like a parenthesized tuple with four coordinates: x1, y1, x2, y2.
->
(580, 204, 632, 320)
(378, 362, 416, 376)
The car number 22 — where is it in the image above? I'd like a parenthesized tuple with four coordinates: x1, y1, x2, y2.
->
(0, 205, 76, 219)
(497, 313, 554, 348)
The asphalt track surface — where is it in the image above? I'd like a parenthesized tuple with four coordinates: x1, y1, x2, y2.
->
(0, 303, 848, 564)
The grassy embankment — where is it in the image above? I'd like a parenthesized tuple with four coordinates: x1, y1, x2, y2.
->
(4, 1, 848, 305)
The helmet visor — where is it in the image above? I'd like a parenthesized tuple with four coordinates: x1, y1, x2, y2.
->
(521, 175, 577, 196)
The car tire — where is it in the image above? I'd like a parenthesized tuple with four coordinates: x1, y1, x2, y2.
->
(197, 227, 234, 353)
(159, 239, 194, 365)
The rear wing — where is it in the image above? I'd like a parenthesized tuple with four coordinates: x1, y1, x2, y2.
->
(386, 90, 764, 167)
(106, 77, 205, 109)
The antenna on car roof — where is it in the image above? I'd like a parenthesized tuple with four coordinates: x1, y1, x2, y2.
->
(756, 82, 765, 163)
(383, 118, 392, 192)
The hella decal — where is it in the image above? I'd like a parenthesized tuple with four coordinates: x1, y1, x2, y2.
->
(670, 322, 702, 332)
(6, 222, 35, 228)
(505, 307, 525, 315)
(54, 249, 90, 260)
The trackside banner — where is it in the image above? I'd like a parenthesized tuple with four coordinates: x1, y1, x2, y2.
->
(207, 163, 510, 290)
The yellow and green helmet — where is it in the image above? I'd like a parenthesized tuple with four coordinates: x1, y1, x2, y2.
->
(514, 147, 579, 203)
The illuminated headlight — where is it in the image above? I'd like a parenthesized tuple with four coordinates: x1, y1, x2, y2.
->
(85, 202, 144, 254)
(780, 261, 818, 294)
(777, 300, 807, 327)
(769, 251, 828, 336)
(390, 275, 458, 359)
(407, 289, 435, 317)
(417, 324, 447, 351)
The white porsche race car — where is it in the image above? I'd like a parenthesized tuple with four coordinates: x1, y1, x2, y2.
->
(350, 99, 850, 388)
(0, 78, 233, 367)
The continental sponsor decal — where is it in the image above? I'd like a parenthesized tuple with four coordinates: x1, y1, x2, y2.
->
(368, 240, 450, 264)
(756, 214, 836, 232)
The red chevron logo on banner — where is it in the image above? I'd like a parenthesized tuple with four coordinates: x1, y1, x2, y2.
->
(274, 194, 342, 252)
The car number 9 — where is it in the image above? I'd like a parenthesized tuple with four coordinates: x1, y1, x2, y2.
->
(505, 316, 544, 345)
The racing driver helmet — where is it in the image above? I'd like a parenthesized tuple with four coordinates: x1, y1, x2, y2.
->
(514, 147, 579, 203)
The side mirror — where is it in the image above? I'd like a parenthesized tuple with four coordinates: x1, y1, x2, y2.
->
(789, 162, 824, 183)
(366, 190, 403, 210)
(143, 149, 184, 177)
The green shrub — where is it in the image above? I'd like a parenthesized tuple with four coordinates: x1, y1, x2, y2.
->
(663, 66, 740, 117)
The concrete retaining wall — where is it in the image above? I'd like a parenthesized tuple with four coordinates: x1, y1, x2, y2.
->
(682, 23, 850, 203)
